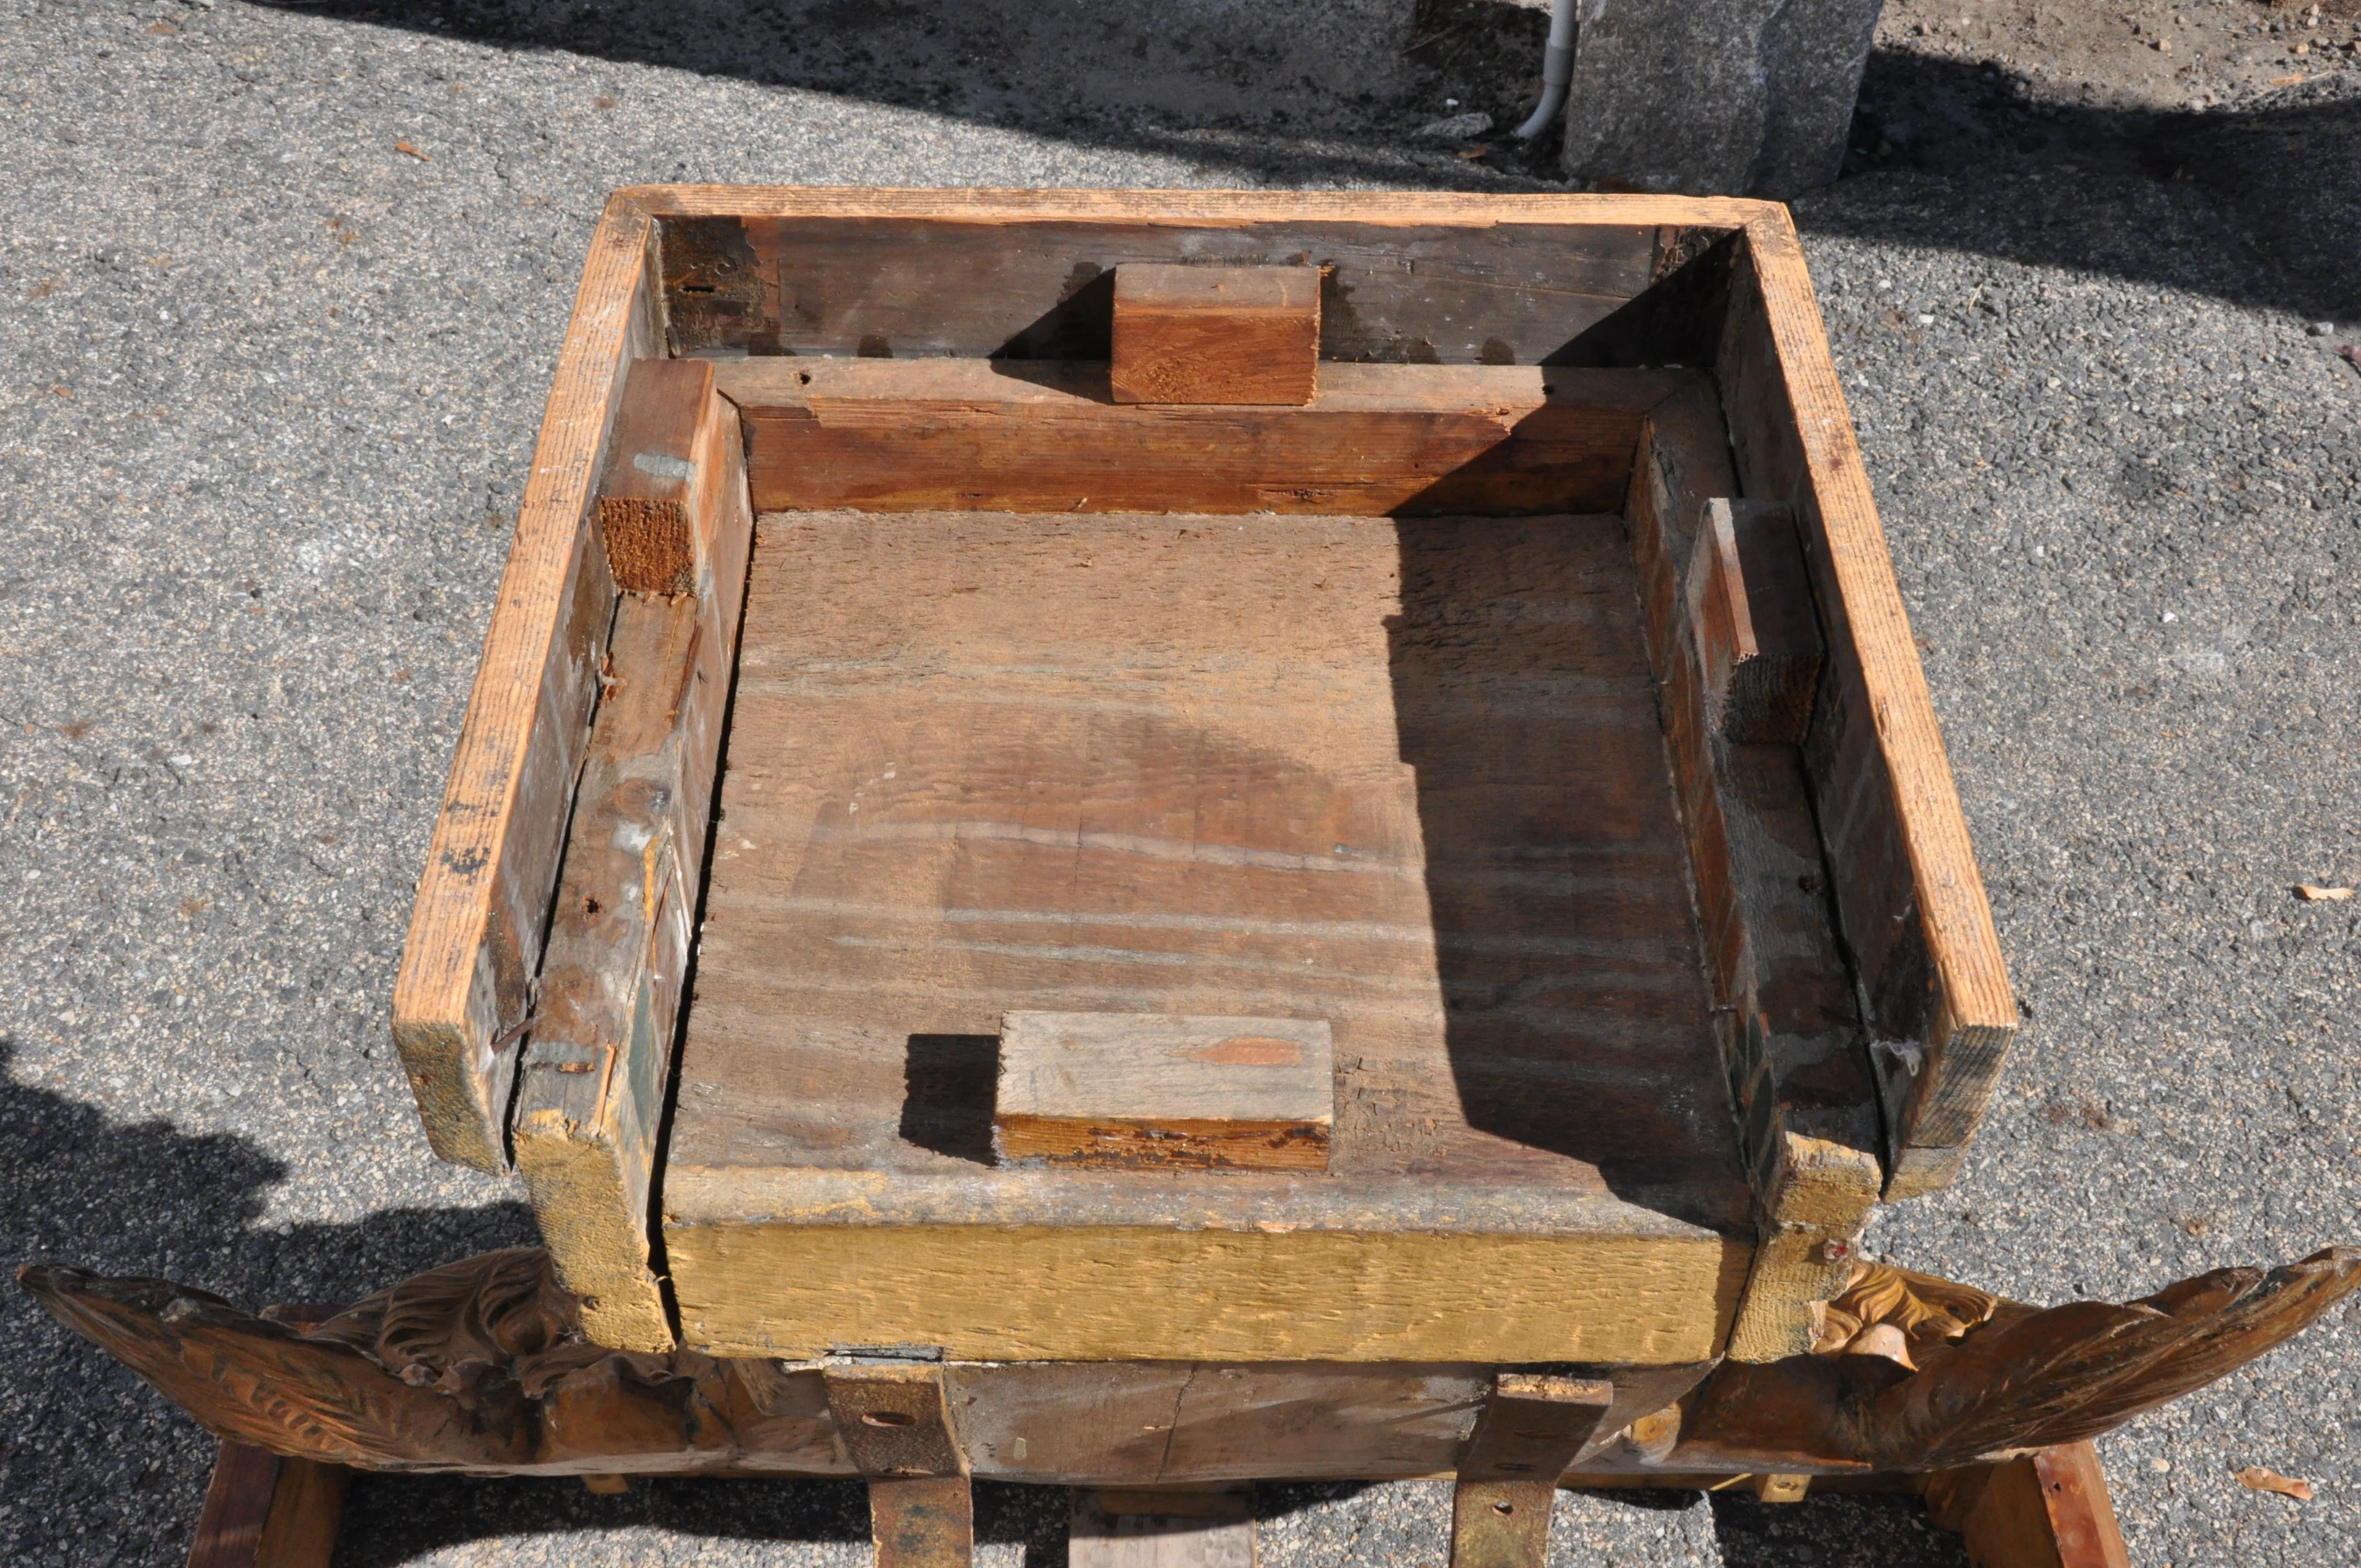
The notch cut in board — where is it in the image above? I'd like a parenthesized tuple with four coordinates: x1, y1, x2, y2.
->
(1683, 497, 1821, 746)
(1110, 264, 1320, 406)
(993, 1014, 1334, 1172)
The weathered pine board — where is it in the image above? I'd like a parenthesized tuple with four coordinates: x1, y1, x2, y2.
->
(993, 1013, 1335, 1172)
(391, 194, 661, 1172)
(1713, 214, 2016, 1196)
(648, 200, 1753, 365)
(714, 359, 1688, 518)
(512, 376, 753, 1352)
(1110, 263, 1320, 405)
(662, 505, 1753, 1363)
(1625, 395, 1884, 1361)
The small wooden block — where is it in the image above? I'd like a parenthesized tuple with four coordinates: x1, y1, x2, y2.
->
(825, 1363, 969, 1478)
(1923, 1442, 2131, 1568)
(1683, 497, 1822, 745)
(1071, 1488, 1256, 1568)
(993, 1013, 1333, 1172)
(1109, 264, 1320, 406)
(598, 356, 718, 594)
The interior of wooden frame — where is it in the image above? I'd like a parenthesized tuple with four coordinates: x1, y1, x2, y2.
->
(389, 189, 2016, 1365)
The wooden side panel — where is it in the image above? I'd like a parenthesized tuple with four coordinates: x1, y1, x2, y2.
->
(514, 386, 753, 1350)
(1713, 215, 2016, 1196)
(1628, 405, 1885, 1361)
(1111, 263, 1320, 405)
(391, 195, 661, 1171)
(719, 359, 1683, 518)
(1161, 1364, 1489, 1482)
(659, 214, 1675, 365)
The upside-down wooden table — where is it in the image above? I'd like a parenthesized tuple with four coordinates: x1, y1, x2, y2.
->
(28, 189, 2357, 1568)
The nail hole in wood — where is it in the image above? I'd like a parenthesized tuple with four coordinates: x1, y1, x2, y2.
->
(1490, 1501, 1514, 1515)
(860, 1410, 918, 1427)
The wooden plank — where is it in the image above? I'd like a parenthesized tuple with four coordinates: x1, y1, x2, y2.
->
(390, 193, 660, 1171)
(993, 1012, 1334, 1172)
(948, 1362, 1197, 1484)
(662, 504, 1755, 1363)
(596, 358, 718, 594)
(645, 197, 1764, 366)
(871, 1477, 975, 1568)
(1111, 264, 1319, 405)
(513, 385, 753, 1352)
(1922, 1444, 2131, 1568)
(716, 359, 1687, 517)
(1625, 390, 1883, 1362)
(1071, 1489, 1256, 1568)
(1683, 499, 1821, 745)
(1160, 1364, 1492, 1483)
(187, 1441, 347, 1568)
(1713, 214, 2017, 1196)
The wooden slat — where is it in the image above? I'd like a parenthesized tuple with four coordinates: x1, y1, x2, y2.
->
(390, 193, 661, 1171)
(513, 380, 753, 1351)
(717, 359, 1688, 517)
(1071, 1489, 1256, 1568)
(993, 1012, 1334, 1172)
(1628, 398, 1884, 1362)
(187, 1441, 347, 1568)
(1715, 214, 2017, 1197)
(1111, 264, 1319, 405)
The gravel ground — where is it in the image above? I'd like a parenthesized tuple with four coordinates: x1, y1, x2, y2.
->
(2, 0, 2356, 1563)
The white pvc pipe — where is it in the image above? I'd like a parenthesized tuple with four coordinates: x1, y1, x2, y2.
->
(1514, 0, 1579, 139)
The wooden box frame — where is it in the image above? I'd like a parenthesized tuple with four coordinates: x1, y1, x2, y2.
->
(390, 188, 2016, 1370)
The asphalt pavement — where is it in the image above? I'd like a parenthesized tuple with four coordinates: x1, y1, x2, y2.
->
(2, 1, 2356, 1563)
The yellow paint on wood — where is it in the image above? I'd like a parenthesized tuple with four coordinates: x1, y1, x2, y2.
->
(664, 1222, 1750, 1364)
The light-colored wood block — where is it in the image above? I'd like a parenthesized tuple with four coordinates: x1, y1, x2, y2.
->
(994, 1013, 1333, 1172)
(596, 357, 717, 595)
(1071, 1489, 1256, 1568)
(1111, 263, 1319, 406)
(1683, 497, 1821, 746)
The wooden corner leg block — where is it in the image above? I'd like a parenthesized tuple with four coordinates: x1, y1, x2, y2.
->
(828, 1363, 973, 1568)
(597, 356, 720, 594)
(1922, 1442, 2130, 1568)
(187, 1439, 349, 1568)
(1683, 496, 1821, 745)
(1449, 1373, 1613, 1568)
(1110, 263, 1320, 406)
(1071, 1488, 1257, 1568)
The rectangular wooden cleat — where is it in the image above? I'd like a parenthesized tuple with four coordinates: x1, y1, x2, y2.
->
(1110, 263, 1319, 406)
(994, 1013, 1333, 1172)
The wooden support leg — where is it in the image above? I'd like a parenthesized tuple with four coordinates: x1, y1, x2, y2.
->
(186, 1440, 347, 1568)
(1448, 1374, 1614, 1568)
(872, 1476, 976, 1568)
(827, 1362, 973, 1568)
(1923, 1442, 2132, 1568)
(1071, 1488, 1257, 1568)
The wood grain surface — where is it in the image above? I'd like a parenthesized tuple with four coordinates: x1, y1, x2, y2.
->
(390, 194, 660, 1172)
(513, 380, 753, 1351)
(1110, 263, 1319, 405)
(1714, 213, 2017, 1196)
(661, 504, 1753, 1362)
(716, 359, 1685, 518)
(994, 1013, 1334, 1172)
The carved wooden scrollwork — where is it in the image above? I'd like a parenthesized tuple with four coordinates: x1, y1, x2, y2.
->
(23, 1244, 2361, 1479)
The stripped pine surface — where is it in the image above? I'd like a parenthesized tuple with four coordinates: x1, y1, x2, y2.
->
(715, 360, 1688, 518)
(1109, 263, 1320, 405)
(390, 194, 662, 1172)
(662, 506, 1754, 1362)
